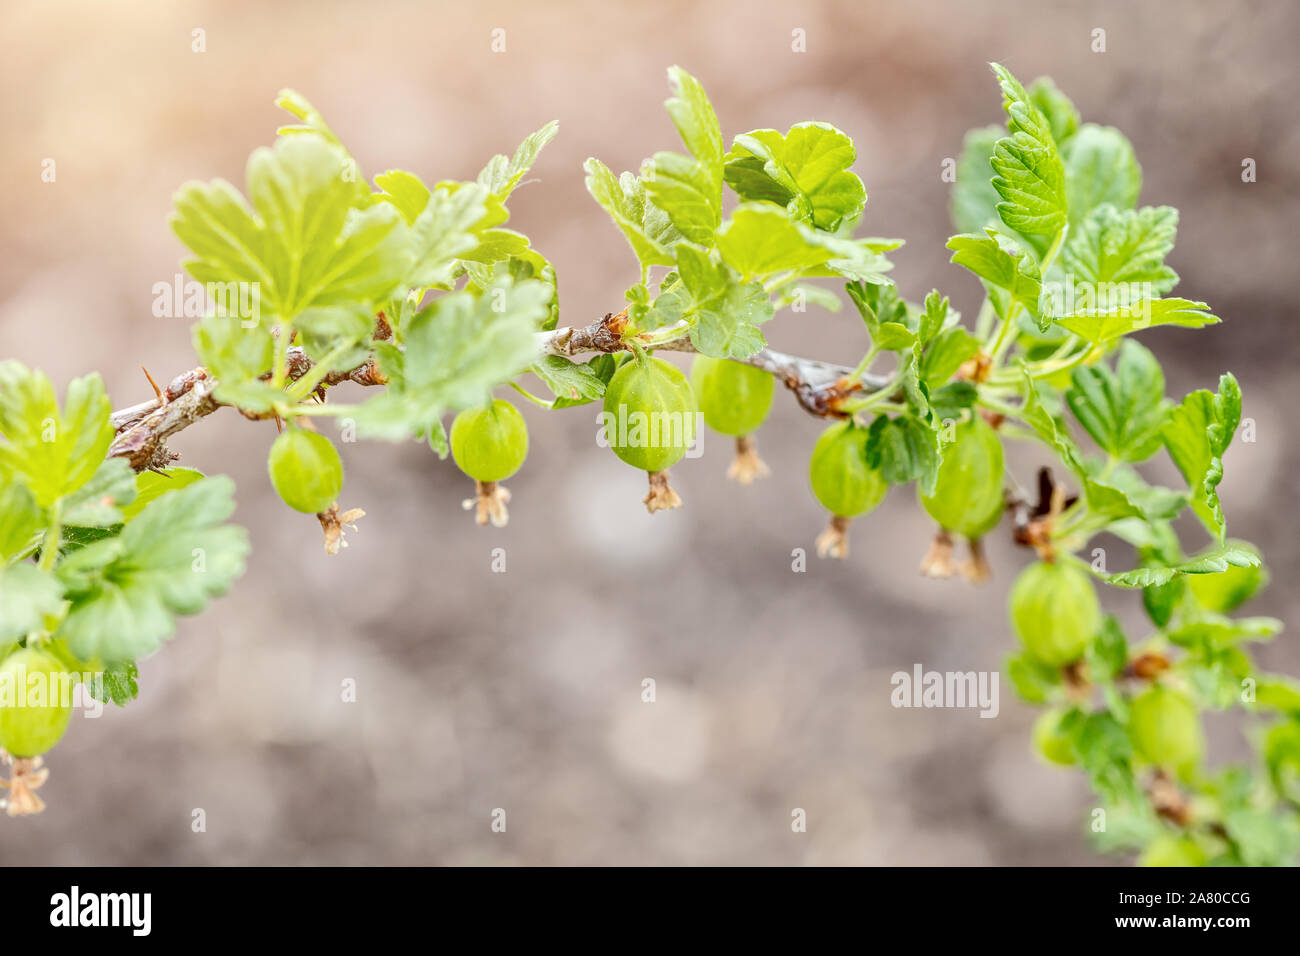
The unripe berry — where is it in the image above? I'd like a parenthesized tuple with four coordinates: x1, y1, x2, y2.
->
(1129, 684, 1204, 775)
(1008, 561, 1101, 667)
(268, 428, 343, 514)
(1033, 708, 1076, 766)
(0, 648, 74, 758)
(690, 355, 774, 437)
(1138, 833, 1207, 867)
(808, 421, 887, 518)
(603, 355, 698, 474)
(450, 398, 529, 482)
(920, 415, 1004, 537)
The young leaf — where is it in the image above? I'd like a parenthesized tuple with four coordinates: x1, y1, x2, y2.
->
(0, 564, 64, 642)
(672, 244, 773, 359)
(531, 356, 607, 404)
(1163, 373, 1241, 541)
(353, 278, 551, 440)
(61, 458, 138, 529)
(1106, 543, 1261, 588)
(988, 63, 1067, 246)
(950, 125, 1004, 234)
(1065, 340, 1169, 461)
(55, 476, 249, 662)
(1062, 124, 1142, 228)
(864, 414, 940, 494)
(584, 159, 679, 270)
(476, 120, 559, 201)
(723, 122, 866, 231)
(172, 135, 410, 325)
(920, 327, 980, 388)
(1060, 205, 1178, 302)
(946, 230, 1043, 327)
(1028, 77, 1081, 146)
(0, 479, 43, 561)
(644, 67, 724, 246)
(193, 313, 276, 408)
(86, 659, 140, 707)
(1057, 297, 1219, 343)
(715, 204, 835, 279)
(0, 363, 115, 509)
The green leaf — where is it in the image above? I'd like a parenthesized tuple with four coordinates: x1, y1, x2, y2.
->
(1062, 124, 1142, 228)
(1006, 650, 1060, 703)
(584, 159, 679, 270)
(192, 313, 276, 408)
(55, 476, 249, 662)
(1061, 708, 1140, 804)
(864, 414, 940, 494)
(122, 468, 206, 522)
(1057, 297, 1219, 343)
(950, 125, 1004, 235)
(1163, 373, 1241, 540)
(1107, 543, 1261, 588)
(662, 66, 725, 176)
(724, 122, 866, 231)
(715, 204, 835, 279)
(1028, 77, 1080, 146)
(171, 135, 409, 325)
(392, 179, 491, 289)
(354, 278, 551, 439)
(1087, 616, 1128, 683)
(1019, 368, 1150, 522)
(62, 458, 138, 529)
(672, 244, 773, 359)
(531, 355, 607, 404)
(988, 63, 1067, 246)
(846, 280, 906, 336)
(551, 354, 622, 410)
(644, 67, 724, 246)
(1059, 205, 1178, 303)
(928, 381, 978, 421)
(1224, 807, 1300, 867)
(0, 564, 64, 641)
(275, 89, 345, 148)
(0, 479, 44, 562)
(873, 323, 915, 351)
(0, 363, 115, 509)
(920, 327, 979, 388)
(1065, 340, 1169, 461)
(476, 120, 559, 201)
(946, 229, 1043, 327)
(86, 659, 139, 707)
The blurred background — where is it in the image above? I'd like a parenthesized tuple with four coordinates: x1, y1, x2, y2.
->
(2, 0, 1297, 865)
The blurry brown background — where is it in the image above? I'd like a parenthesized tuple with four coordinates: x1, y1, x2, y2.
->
(2, 0, 1297, 865)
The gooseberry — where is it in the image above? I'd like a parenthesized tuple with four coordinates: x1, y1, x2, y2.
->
(1008, 560, 1101, 667)
(0, 648, 74, 758)
(691, 355, 775, 485)
(1129, 684, 1204, 776)
(449, 397, 529, 527)
(268, 427, 343, 514)
(808, 420, 887, 558)
(603, 354, 698, 512)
